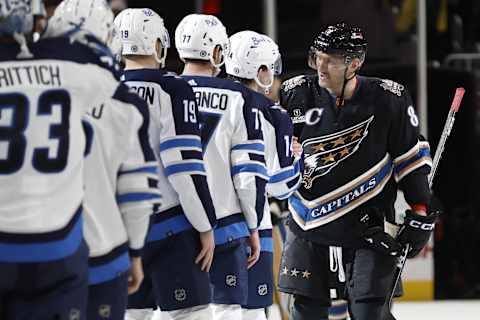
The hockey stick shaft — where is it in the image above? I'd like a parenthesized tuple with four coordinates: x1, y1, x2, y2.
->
(383, 87, 465, 318)
(428, 87, 465, 187)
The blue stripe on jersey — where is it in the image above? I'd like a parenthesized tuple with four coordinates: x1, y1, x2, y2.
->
(0, 212, 83, 263)
(214, 221, 250, 245)
(119, 165, 158, 175)
(160, 138, 203, 152)
(260, 237, 273, 253)
(231, 163, 268, 178)
(394, 146, 431, 175)
(275, 176, 302, 200)
(269, 163, 301, 183)
(116, 192, 161, 204)
(88, 251, 130, 285)
(164, 162, 206, 177)
(231, 143, 265, 153)
(146, 214, 193, 242)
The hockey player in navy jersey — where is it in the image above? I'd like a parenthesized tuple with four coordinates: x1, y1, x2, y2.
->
(277, 23, 437, 320)
(176, 14, 269, 320)
(0, 0, 134, 319)
(225, 30, 303, 320)
(115, 8, 217, 320)
(45, 1, 161, 319)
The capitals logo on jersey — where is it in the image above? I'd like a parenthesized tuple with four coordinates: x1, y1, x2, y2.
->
(302, 116, 374, 189)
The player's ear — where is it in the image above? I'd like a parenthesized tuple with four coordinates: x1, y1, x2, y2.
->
(349, 57, 362, 73)
(213, 45, 222, 65)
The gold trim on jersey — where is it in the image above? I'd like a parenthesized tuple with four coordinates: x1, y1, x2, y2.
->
(289, 154, 393, 230)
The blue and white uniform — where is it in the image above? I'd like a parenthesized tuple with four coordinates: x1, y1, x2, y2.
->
(182, 75, 268, 306)
(243, 91, 303, 312)
(0, 35, 122, 320)
(123, 69, 216, 312)
(83, 83, 159, 319)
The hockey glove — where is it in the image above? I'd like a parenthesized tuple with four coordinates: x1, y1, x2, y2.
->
(397, 210, 439, 258)
(362, 226, 402, 257)
(359, 208, 402, 256)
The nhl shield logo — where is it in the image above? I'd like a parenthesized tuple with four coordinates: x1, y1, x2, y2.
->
(174, 288, 187, 301)
(98, 305, 111, 318)
(257, 284, 268, 296)
(225, 275, 237, 287)
(302, 115, 374, 189)
(69, 309, 81, 320)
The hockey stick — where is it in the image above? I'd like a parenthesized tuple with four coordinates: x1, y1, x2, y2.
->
(382, 87, 465, 320)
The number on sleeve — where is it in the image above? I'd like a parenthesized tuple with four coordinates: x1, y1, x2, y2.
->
(284, 135, 292, 158)
(407, 105, 419, 127)
(183, 100, 197, 123)
(251, 108, 261, 130)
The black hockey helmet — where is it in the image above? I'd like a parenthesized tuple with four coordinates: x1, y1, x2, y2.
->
(309, 22, 367, 67)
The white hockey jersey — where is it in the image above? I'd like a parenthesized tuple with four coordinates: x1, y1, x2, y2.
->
(122, 69, 216, 241)
(0, 35, 121, 263)
(251, 92, 303, 233)
(83, 85, 160, 284)
(181, 76, 268, 244)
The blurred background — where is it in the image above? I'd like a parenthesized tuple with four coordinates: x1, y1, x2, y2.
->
(102, 0, 480, 302)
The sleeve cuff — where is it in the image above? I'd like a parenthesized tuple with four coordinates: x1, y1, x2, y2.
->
(129, 248, 143, 257)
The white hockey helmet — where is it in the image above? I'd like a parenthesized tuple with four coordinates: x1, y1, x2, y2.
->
(175, 14, 229, 68)
(226, 30, 282, 91)
(48, 0, 114, 45)
(114, 8, 170, 67)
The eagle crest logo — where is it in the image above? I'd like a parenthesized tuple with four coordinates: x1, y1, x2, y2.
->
(302, 116, 374, 189)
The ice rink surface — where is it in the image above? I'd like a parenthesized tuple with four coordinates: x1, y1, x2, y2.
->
(392, 301, 480, 319)
(153, 300, 480, 319)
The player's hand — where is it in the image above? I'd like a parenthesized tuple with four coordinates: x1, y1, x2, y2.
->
(128, 256, 144, 294)
(292, 136, 303, 157)
(246, 230, 260, 269)
(195, 230, 215, 272)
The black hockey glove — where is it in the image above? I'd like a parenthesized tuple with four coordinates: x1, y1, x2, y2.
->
(359, 208, 402, 257)
(397, 210, 439, 258)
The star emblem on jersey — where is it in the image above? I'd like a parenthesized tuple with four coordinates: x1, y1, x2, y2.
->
(302, 270, 312, 279)
(302, 115, 374, 189)
(281, 266, 289, 275)
(290, 268, 300, 277)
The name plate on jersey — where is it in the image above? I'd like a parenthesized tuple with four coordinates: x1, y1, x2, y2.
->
(289, 154, 393, 230)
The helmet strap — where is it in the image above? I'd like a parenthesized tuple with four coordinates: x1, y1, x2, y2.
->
(254, 72, 274, 95)
(209, 46, 225, 76)
(336, 66, 356, 108)
(154, 45, 167, 68)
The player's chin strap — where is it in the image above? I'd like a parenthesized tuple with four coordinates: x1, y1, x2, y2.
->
(254, 73, 274, 95)
(13, 32, 33, 59)
(154, 46, 168, 68)
(336, 62, 356, 108)
(210, 49, 225, 77)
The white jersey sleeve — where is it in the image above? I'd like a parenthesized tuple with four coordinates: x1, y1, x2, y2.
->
(263, 103, 303, 200)
(113, 86, 160, 254)
(123, 70, 216, 233)
(230, 90, 269, 230)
